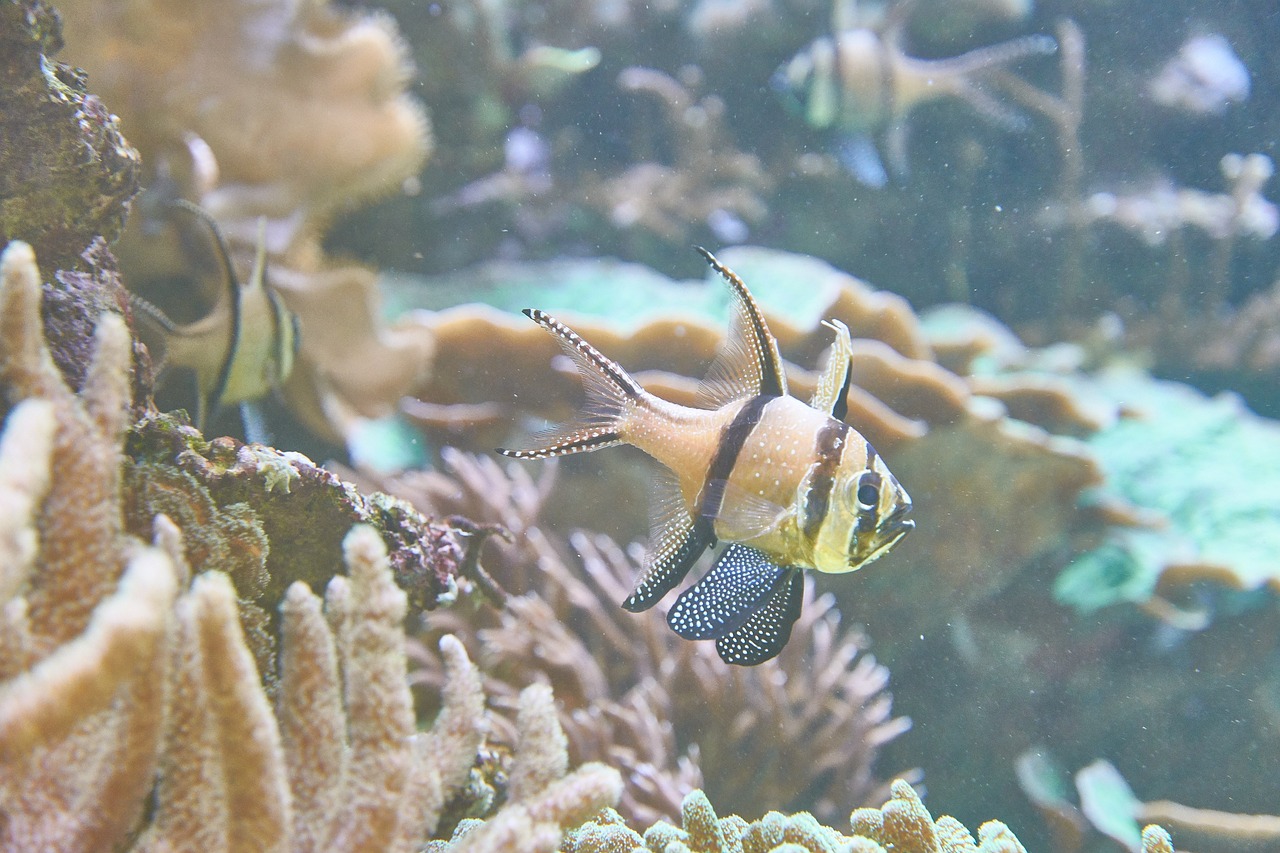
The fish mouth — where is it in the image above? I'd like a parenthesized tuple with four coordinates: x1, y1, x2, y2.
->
(861, 505, 914, 563)
(880, 503, 915, 543)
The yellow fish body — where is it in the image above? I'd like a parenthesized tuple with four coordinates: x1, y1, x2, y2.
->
(131, 203, 299, 435)
(499, 249, 913, 665)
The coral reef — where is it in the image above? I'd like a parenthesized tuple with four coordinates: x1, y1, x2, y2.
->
(0, 0, 140, 271)
(1055, 370, 1280, 612)
(376, 449, 910, 827)
(52, 0, 434, 441)
(0, 239, 502, 849)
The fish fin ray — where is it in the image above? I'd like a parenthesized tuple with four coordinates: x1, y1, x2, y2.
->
(714, 567, 804, 666)
(667, 544, 785, 640)
(497, 309, 644, 460)
(624, 472, 713, 611)
(812, 318, 854, 420)
(695, 248, 787, 408)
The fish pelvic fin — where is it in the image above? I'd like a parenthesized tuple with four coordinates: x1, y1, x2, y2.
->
(667, 544, 787, 641)
(497, 308, 646, 460)
(715, 565, 804, 666)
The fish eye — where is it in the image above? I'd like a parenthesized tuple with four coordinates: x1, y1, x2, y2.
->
(856, 479, 879, 510)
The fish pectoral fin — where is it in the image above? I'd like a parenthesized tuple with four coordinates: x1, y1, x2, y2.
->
(624, 469, 713, 612)
(835, 133, 889, 189)
(666, 544, 786, 641)
(702, 479, 791, 539)
(715, 566, 804, 666)
(812, 318, 854, 420)
(694, 248, 788, 408)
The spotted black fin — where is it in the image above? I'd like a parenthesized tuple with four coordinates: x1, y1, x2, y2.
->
(666, 544, 786, 641)
(695, 248, 788, 408)
(497, 309, 645, 460)
(624, 468, 713, 612)
(714, 566, 804, 666)
(811, 318, 854, 420)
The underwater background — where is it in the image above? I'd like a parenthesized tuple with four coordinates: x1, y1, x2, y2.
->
(2, 0, 1280, 849)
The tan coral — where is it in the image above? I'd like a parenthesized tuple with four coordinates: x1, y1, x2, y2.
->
(54, 0, 434, 440)
(0, 241, 590, 851)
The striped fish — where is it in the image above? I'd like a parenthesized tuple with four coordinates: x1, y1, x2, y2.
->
(498, 249, 913, 666)
(130, 201, 300, 438)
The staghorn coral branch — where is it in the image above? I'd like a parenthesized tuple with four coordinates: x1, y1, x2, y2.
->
(0, 240, 131, 655)
(329, 525, 417, 851)
(279, 580, 349, 852)
(0, 399, 55, 607)
(0, 545, 177, 765)
(399, 634, 488, 841)
(191, 571, 292, 851)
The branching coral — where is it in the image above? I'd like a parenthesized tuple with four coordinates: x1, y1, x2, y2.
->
(384, 449, 910, 827)
(565, 780, 1176, 853)
(0, 238, 622, 849)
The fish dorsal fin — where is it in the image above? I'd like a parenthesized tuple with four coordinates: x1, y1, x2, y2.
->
(695, 248, 788, 409)
(714, 565, 804, 666)
(667, 544, 787, 641)
(623, 468, 714, 612)
(170, 200, 241, 428)
(811, 318, 854, 420)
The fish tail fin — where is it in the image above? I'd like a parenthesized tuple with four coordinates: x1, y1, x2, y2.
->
(497, 308, 647, 460)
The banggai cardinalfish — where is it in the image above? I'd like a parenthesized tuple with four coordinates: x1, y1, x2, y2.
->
(499, 249, 914, 666)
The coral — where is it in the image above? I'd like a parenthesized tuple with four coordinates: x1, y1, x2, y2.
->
(429, 682, 625, 852)
(0, 238, 564, 850)
(0, 2, 145, 401)
(125, 413, 467, 618)
(0, 0, 140, 272)
(1074, 760, 1280, 853)
(386, 449, 910, 827)
(52, 0, 434, 441)
(1055, 370, 1280, 612)
(565, 780, 1175, 853)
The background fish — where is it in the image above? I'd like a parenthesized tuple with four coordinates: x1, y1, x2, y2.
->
(499, 248, 914, 665)
(130, 202, 300, 441)
(774, 5, 1056, 186)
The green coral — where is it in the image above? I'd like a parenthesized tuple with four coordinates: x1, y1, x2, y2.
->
(1056, 370, 1280, 611)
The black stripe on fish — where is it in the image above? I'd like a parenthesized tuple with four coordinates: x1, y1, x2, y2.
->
(714, 565, 804, 666)
(667, 544, 786, 640)
(832, 354, 853, 422)
(801, 419, 850, 541)
(699, 394, 775, 521)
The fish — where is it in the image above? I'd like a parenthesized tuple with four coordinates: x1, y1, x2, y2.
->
(498, 248, 914, 665)
(773, 2, 1056, 186)
(129, 201, 300, 438)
